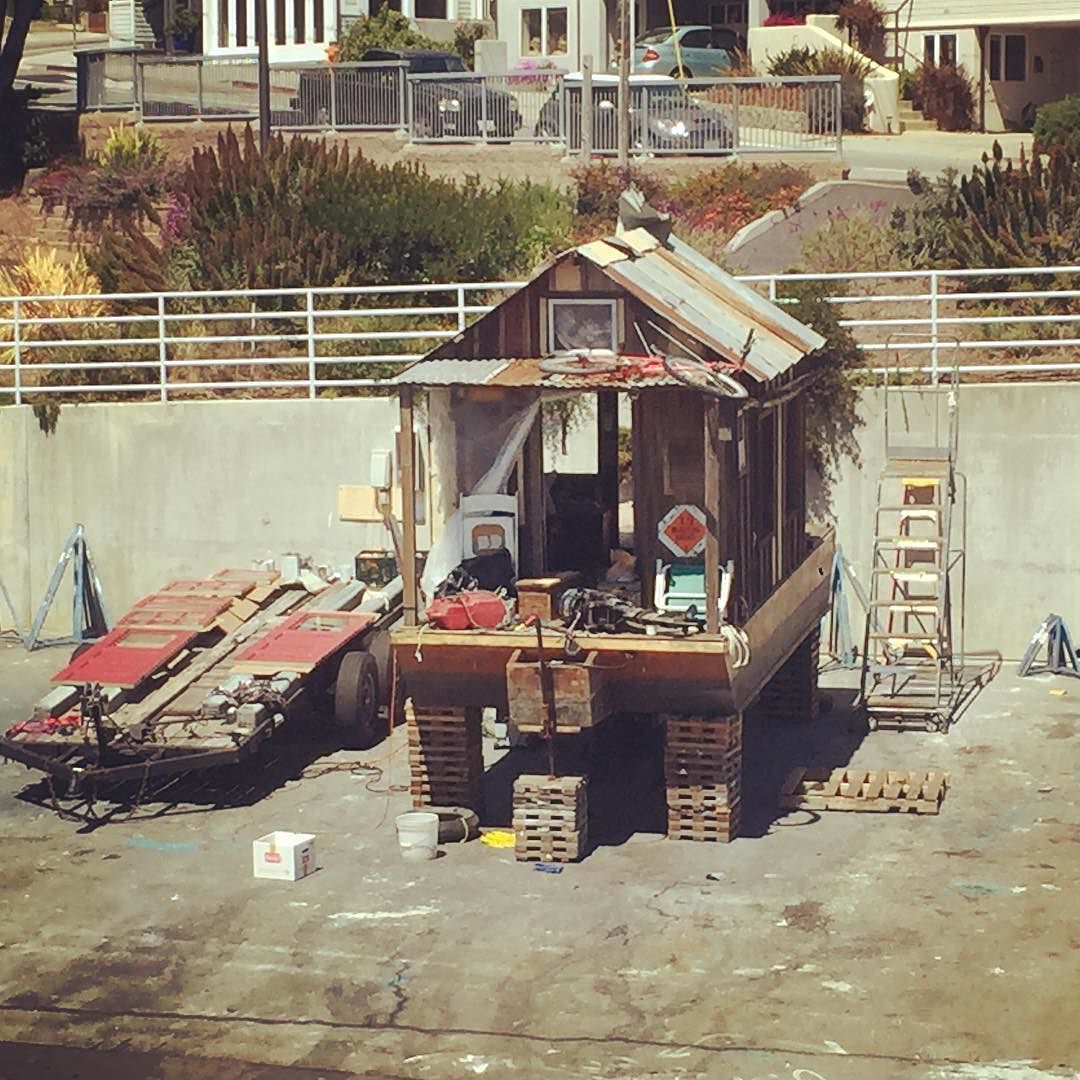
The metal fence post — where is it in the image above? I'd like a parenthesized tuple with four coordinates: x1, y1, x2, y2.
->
(834, 78, 843, 157)
(929, 270, 940, 384)
(329, 64, 338, 130)
(732, 81, 741, 154)
(457, 285, 467, 332)
(12, 299, 22, 406)
(580, 58, 593, 158)
(306, 288, 317, 399)
(137, 60, 146, 121)
(399, 67, 408, 133)
(480, 75, 488, 144)
(157, 294, 168, 401)
(197, 57, 205, 118)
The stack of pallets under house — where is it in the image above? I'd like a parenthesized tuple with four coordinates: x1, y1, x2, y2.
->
(756, 623, 821, 722)
(664, 713, 741, 842)
(512, 774, 588, 862)
(406, 701, 484, 811)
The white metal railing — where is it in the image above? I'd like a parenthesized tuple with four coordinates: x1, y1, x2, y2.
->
(3, 267, 1080, 403)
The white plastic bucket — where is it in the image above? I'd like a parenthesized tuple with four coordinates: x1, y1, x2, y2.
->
(395, 811, 439, 861)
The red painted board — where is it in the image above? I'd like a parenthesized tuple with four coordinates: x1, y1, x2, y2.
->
(52, 627, 197, 689)
(211, 568, 281, 586)
(233, 611, 377, 668)
(119, 594, 233, 630)
(158, 579, 253, 598)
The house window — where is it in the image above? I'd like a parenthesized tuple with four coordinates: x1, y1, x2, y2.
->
(521, 6, 568, 56)
(547, 299, 618, 352)
(988, 33, 1026, 82)
(923, 33, 956, 66)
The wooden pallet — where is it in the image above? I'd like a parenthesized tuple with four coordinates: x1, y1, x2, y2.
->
(778, 767, 948, 815)
(664, 714, 742, 749)
(514, 827, 589, 862)
(666, 782, 738, 809)
(512, 774, 587, 808)
(667, 803, 740, 843)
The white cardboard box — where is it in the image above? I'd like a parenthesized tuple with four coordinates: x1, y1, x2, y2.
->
(252, 831, 316, 881)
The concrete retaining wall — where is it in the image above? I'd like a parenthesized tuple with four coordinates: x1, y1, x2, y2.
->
(828, 383, 1080, 661)
(1, 384, 1075, 656)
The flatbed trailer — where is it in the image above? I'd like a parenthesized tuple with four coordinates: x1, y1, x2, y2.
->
(1, 571, 402, 806)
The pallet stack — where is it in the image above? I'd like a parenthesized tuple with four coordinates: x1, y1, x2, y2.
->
(757, 624, 821, 723)
(406, 700, 484, 812)
(664, 713, 742, 843)
(512, 774, 588, 862)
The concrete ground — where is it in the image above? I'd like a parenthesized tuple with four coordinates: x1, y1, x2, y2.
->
(0, 639, 1078, 1079)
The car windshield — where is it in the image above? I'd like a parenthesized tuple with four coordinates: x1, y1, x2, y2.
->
(411, 55, 467, 73)
(636, 29, 672, 45)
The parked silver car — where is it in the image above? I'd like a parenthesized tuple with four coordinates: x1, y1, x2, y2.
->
(631, 26, 740, 79)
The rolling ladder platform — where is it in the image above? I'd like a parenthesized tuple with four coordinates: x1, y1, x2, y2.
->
(859, 364, 966, 732)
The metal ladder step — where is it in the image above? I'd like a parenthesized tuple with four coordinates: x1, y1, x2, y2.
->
(873, 536, 943, 549)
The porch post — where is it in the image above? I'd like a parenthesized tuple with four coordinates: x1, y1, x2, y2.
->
(400, 387, 420, 626)
(704, 398, 723, 635)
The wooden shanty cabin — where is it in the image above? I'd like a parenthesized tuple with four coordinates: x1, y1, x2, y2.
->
(389, 194, 836, 847)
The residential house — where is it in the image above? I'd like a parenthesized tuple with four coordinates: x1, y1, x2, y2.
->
(888, 1, 1080, 131)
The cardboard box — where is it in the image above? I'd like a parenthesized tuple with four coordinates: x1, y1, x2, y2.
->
(252, 831, 316, 881)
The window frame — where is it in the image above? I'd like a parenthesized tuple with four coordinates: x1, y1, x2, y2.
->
(521, 5, 569, 57)
(546, 298, 619, 353)
(988, 32, 1027, 82)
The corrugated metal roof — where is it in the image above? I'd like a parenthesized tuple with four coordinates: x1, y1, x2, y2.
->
(393, 356, 684, 389)
(399, 218, 825, 389)
(391, 358, 512, 386)
(580, 228, 824, 381)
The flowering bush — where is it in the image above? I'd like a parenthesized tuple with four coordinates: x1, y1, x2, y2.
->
(763, 12, 804, 25)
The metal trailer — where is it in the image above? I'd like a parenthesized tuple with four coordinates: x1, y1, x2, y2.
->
(1, 572, 403, 815)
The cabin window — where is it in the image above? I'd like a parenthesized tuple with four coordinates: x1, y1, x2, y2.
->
(547, 299, 618, 352)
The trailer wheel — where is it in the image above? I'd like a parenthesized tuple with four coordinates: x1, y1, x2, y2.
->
(334, 651, 380, 749)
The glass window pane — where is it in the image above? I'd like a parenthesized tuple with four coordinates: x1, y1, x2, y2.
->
(546, 8, 567, 55)
(551, 302, 616, 351)
(923, 35, 935, 65)
(988, 35, 1002, 80)
(940, 34, 956, 66)
(681, 29, 709, 48)
(1005, 35, 1026, 81)
(522, 8, 542, 55)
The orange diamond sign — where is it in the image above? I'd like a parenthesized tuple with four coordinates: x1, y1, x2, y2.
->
(658, 503, 707, 558)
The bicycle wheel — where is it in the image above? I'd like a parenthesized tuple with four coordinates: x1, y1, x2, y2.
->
(662, 355, 747, 399)
(539, 351, 620, 376)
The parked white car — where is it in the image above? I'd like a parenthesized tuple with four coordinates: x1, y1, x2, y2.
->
(630, 26, 740, 79)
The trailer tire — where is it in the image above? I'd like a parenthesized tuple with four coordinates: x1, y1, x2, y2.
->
(334, 651, 380, 749)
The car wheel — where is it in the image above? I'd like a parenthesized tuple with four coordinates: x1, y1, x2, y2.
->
(334, 651, 380, 749)
(671, 66, 693, 79)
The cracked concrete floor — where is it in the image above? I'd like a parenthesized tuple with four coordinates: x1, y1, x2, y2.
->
(0, 639, 1078, 1080)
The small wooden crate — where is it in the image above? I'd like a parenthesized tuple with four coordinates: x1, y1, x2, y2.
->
(506, 651, 609, 734)
(515, 573, 583, 623)
(512, 774, 588, 862)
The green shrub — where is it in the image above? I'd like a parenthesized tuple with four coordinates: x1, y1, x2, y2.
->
(453, 21, 489, 68)
(1033, 95, 1080, 150)
(773, 280, 865, 496)
(800, 205, 908, 273)
(897, 66, 916, 102)
(337, 5, 442, 61)
(892, 142, 1080, 269)
(92, 128, 571, 294)
(836, 0, 886, 63)
(765, 46, 871, 132)
(913, 62, 974, 131)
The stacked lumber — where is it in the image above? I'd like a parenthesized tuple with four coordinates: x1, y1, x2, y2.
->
(406, 701, 484, 811)
(512, 774, 588, 862)
(778, 767, 948, 815)
(664, 713, 741, 842)
(757, 624, 820, 723)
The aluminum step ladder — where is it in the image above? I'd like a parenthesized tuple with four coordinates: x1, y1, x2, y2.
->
(859, 358, 966, 732)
